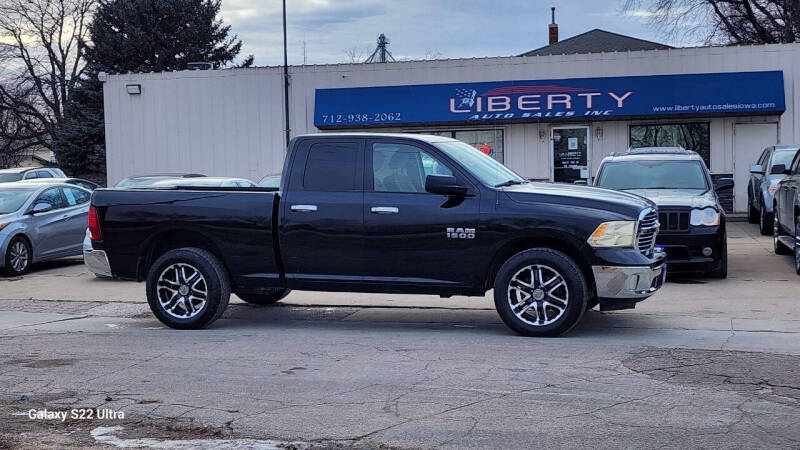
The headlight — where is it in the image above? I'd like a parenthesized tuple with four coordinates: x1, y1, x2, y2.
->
(587, 221, 636, 247)
(690, 208, 720, 226)
(768, 181, 780, 196)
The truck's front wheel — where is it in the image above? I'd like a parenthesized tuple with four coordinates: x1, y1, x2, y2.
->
(493, 248, 587, 337)
(146, 248, 231, 329)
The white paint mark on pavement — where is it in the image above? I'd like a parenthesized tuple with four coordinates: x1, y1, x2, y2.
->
(91, 426, 300, 449)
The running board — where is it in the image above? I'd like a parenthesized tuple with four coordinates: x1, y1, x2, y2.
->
(777, 235, 795, 249)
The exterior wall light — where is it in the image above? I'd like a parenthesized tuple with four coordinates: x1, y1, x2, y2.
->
(126, 84, 141, 95)
(595, 126, 604, 140)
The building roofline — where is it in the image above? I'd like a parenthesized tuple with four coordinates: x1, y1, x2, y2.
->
(102, 41, 800, 81)
(519, 28, 673, 57)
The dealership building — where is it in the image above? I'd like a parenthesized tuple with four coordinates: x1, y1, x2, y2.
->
(102, 29, 800, 212)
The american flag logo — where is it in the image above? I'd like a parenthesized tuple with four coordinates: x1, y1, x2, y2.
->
(455, 89, 477, 109)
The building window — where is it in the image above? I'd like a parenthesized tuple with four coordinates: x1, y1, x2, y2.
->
(629, 123, 710, 167)
(414, 129, 505, 163)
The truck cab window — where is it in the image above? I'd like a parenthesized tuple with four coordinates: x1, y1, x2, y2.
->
(373, 143, 452, 193)
(303, 143, 359, 191)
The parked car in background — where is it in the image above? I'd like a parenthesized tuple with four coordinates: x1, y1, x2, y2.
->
(594, 147, 732, 278)
(115, 173, 206, 187)
(772, 151, 800, 274)
(20, 177, 100, 191)
(0, 167, 67, 183)
(748, 145, 800, 235)
(149, 177, 256, 188)
(257, 174, 281, 189)
(0, 183, 92, 275)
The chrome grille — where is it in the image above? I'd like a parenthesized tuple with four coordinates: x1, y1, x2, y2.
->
(637, 209, 659, 257)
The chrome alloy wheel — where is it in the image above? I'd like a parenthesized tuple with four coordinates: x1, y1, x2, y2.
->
(156, 263, 208, 319)
(9, 241, 29, 273)
(507, 264, 569, 326)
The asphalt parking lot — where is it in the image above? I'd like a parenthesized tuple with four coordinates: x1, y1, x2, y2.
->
(1, 220, 799, 449)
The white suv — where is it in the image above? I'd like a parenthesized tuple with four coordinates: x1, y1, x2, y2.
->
(0, 167, 67, 183)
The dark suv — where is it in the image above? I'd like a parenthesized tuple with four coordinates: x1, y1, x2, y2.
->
(594, 147, 733, 278)
(747, 145, 800, 235)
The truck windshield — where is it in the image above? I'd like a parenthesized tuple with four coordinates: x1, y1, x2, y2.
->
(433, 140, 526, 187)
(596, 160, 709, 191)
(0, 188, 35, 214)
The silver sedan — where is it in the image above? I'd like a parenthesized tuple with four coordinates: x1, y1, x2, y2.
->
(0, 183, 91, 276)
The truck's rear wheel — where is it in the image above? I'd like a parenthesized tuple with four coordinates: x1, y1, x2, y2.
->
(237, 289, 291, 305)
(146, 248, 230, 329)
(493, 248, 587, 337)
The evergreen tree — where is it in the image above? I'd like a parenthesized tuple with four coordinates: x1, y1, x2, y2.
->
(55, 0, 253, 183)
(54, 70, 106, 181)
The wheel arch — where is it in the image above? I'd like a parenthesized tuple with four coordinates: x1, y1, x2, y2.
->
(3, 232, 34, 263)
(138, 227, 233, 288)
(484, 233, 595, 298)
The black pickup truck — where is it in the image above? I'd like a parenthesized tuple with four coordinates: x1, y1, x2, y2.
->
(88, 133, 665, 337)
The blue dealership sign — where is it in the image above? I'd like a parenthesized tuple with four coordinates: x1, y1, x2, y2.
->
(314, 71, 785, 128)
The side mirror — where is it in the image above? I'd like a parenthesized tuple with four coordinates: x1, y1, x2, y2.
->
(714, 178, 734, 192)
(573, 180, 588, 186)
(770, 164, 788, 175)
(750, 164, 765, 175)
(425, 175, 467, 196)
(30, 202, 53, 214)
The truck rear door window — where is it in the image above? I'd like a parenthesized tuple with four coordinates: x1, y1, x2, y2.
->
(303, 143, 360, 191)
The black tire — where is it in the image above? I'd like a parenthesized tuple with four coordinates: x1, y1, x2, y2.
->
(748, 193, 758, 224)
(774, 211, 793, 255)
(708, 236, 728, 279)
(146, 248, 231, 329)
(493, 248, 587, 337)
(759, 201, 773, 236)
(237, 289, 291, 305)
(795, 218, 800, 276)
(3, 236, 32, 276)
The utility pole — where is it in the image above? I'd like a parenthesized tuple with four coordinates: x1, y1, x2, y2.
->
(282, 0, 291, 148)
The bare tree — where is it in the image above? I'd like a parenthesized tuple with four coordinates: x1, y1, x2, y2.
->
(0, 0, 95, 155)
(625, 0, 800, 45)
(342, 45, 372, 63)
(423, 49, 443, 60)
(0, 101, 32, 168)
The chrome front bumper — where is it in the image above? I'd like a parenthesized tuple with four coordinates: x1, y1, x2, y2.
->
(592, 258, 666, 300)
(83, 249, 112, 277)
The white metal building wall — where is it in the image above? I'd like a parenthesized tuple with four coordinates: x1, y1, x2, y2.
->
(103, 43, 800, 186)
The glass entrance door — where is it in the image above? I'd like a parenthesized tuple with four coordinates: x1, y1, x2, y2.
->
(551, 127, 590, 183)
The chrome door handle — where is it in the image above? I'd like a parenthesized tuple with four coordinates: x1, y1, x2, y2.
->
(371, 206, 399, 214)
(291, 204, 318, 212)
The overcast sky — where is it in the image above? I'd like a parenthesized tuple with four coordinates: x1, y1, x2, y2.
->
(220, 0, 697, 67)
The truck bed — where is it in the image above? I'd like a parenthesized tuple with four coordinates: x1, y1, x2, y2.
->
(91, 188, 282, 292)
